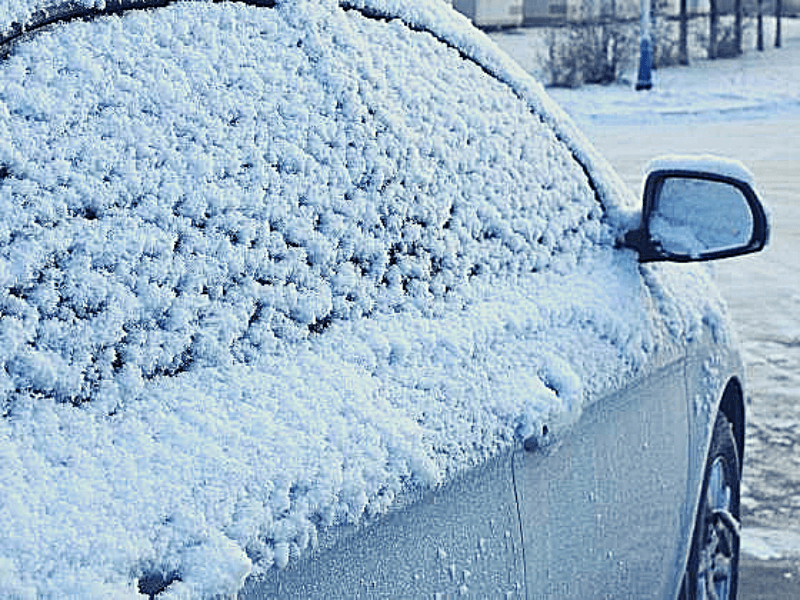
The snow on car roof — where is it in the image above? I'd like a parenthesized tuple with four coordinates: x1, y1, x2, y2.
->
(0, 0, 728, 597)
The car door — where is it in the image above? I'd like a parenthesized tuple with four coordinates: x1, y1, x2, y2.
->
(239, 453, 525, 599)
(329, 5, 695, 595)
(223, 6, 695, 597)
(513, 347, 691, 598)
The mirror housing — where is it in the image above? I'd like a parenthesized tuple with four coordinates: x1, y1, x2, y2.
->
(623, 167, 769, 263)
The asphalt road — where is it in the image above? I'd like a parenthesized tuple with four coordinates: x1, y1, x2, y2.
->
(584, 117, 800, 600)
(740, 557, 800, 598)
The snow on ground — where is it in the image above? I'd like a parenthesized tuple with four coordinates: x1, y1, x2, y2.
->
(743, 527, 800, 561)
(492, 15, 800, 562)
(492, 17, 800, 124)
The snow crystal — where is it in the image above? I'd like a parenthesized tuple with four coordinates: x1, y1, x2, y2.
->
(0, 0, 729, 597)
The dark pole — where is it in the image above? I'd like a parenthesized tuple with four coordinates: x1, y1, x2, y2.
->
(636, 0, 653, 89)
(757, 0, 763, 51)
(775, 0, 783, 48)
(709, 0, 718, 59)
(734, 0, 742, 55)
(679, 0, 689, 65)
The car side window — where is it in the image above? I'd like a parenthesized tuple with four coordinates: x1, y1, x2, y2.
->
(329, 10, 606, 291)
(0, 2, 606, 403)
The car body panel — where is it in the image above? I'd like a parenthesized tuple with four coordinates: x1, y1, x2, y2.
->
(0, 1, 758, 598)
(681, 330, 748, 589)
(239, 452, 525, 599)
(514, 352, 690, 598)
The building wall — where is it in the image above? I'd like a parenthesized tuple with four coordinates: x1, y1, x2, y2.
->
(523, 0, 640, 23)
(453, 0, 524, 26)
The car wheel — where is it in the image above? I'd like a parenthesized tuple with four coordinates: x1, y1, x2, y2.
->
(680, 411, 741, 600)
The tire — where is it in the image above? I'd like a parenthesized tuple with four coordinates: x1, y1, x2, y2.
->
(680, 411, 741, 600)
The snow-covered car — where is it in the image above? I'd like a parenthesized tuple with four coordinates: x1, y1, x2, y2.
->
(0, 1, 769, 599)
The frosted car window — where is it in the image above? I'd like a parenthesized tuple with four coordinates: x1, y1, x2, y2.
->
(0, 3, 602, 400)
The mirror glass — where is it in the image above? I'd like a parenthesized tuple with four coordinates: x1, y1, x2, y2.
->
(649, 177, 754, 258)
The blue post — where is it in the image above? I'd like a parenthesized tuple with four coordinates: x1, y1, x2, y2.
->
(636, 0, 653, 90)
(636, 37, 653, 90)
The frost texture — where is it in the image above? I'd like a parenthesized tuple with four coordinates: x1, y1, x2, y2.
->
(0, 1, 719, 598)
(0, 1, 603, 404)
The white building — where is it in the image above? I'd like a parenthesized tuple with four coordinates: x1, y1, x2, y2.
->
(452, 0, 525, 27)
(451, 0, 797, 27)
(452, 0, 640, 26)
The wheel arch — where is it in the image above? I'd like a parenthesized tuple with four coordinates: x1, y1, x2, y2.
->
(718, 377, 745, 477)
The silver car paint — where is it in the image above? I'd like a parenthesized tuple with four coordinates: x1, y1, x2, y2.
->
(239, 452, 525, 598)
(514, 357, 690, 598)
(240, 347, 739, 599)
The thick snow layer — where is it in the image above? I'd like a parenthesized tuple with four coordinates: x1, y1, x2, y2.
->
(0, 0, 641, 227)
(646, 155, 757, 187)
(350, 0, 641, 228)
(0, 0, 729, 597)
(0, 0, 40, 32)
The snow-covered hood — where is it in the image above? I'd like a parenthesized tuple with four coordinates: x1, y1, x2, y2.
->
(0, 1, 727, 598)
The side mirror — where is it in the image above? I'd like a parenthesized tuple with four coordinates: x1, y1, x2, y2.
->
(623, 165, 769, 263)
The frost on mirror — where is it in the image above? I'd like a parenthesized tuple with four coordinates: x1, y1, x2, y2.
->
(649, 177, 754, 258)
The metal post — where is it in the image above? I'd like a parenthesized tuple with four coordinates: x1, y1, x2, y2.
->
(679, 0, 688, 65)
(636, 0, 653, 90)
(757, 0, 764, 51)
